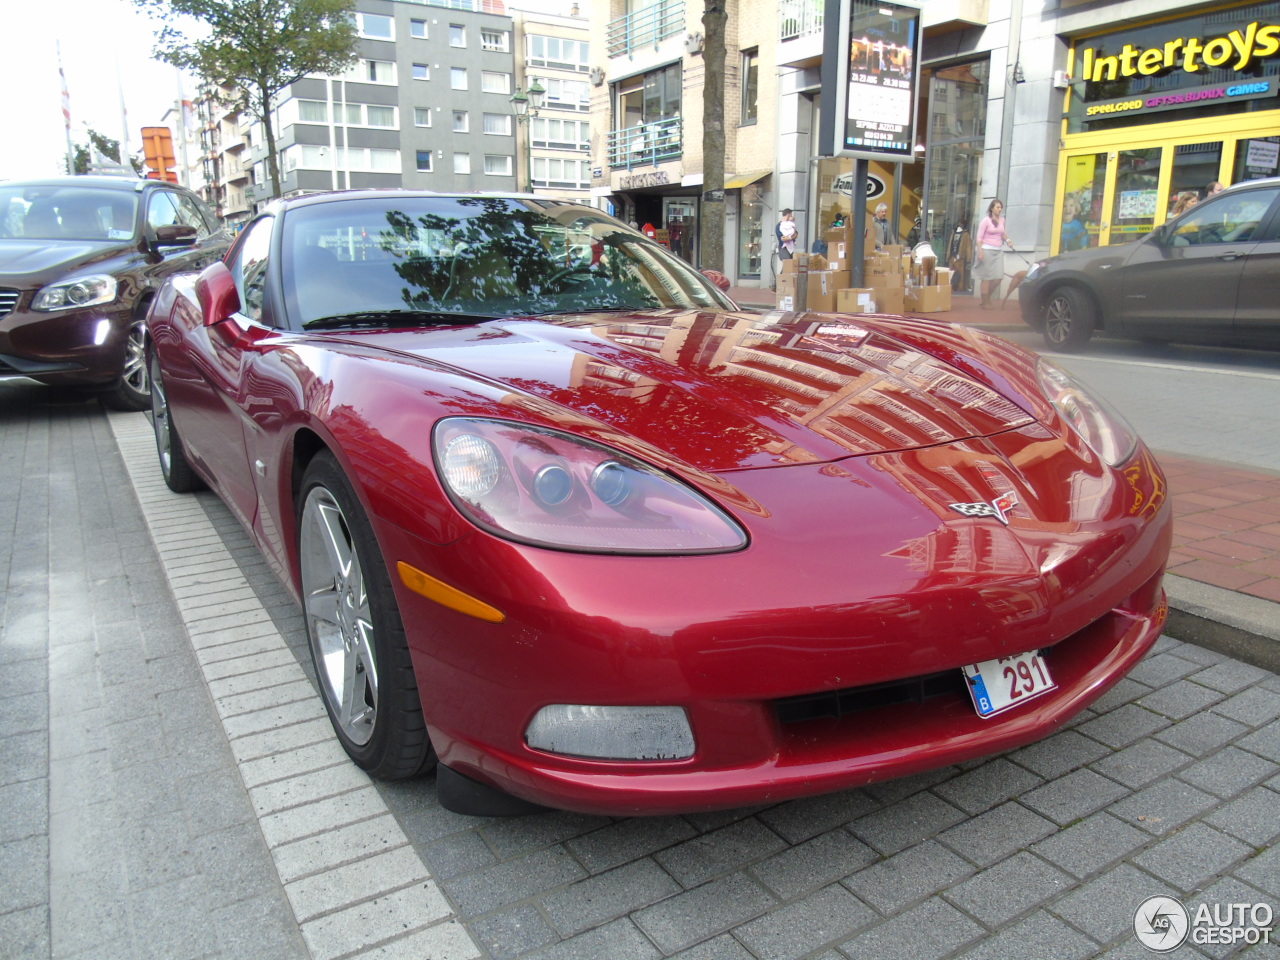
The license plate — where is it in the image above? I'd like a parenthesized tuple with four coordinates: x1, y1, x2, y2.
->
(962, 651, 1056, 718)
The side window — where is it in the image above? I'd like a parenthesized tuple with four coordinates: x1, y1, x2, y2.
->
(1170, 188, 1280, 246)
(230, 217, 273, 323)
(174, 192, 217, 237)
(146, 192, 181, 232)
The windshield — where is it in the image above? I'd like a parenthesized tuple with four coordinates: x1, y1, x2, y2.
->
(280, 196, 737, 328)
(0, 185, 139, 241)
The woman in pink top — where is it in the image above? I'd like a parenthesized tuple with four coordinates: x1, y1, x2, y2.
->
(974, 199, 1016, 309)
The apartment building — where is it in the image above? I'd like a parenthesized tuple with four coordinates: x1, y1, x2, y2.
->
(191, 86, 254, 230)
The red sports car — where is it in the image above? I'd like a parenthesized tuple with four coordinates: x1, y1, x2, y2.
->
(146, 192, 1171, 816)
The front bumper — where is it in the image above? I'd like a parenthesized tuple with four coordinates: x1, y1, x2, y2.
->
(0, 292, 134, 387)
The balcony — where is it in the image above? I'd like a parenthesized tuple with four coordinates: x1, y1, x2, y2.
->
(778, 0, 825, 67)
(606, 117, 682, 170)
(607, 0, 684, 58)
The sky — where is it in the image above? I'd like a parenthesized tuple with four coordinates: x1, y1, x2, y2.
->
(0, 0, 199, 180)
(0, 0, 576, 183)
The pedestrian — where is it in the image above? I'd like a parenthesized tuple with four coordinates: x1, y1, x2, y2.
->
(974, 199, 1015, 309)
(776, 208, 797, 260)
(868, 203, 893, 248)
(1204, 180, 1225, 198)
(1170, 191, 1198, 217)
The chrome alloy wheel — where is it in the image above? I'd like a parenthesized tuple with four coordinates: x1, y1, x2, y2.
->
(150, 353, 173, 475)
(300, 486, 379, 746)
(122, 321, 150, 398)
(1044, 295, 1073, 346)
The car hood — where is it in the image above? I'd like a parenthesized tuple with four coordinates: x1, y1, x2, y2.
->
(346, 310, 1041, 472)
(1038, 237, 1143, 275)
(0, 238, 134, 284)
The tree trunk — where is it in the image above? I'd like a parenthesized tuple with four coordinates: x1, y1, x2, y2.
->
(701, 0, 727, 272)
(258, 82, 283, 199)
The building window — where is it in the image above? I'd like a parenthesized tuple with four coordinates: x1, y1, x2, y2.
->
(366, 105, 395, 128)
(449, 24, 466, 47)
(410, 19, 427, 38)
(532, 157, 590, 188)
(484, 155, 512, 176)
(481, 71, 511, 95)
(613, 63, 680, 126)
(329, 103, 398, 128)
(541, 77, 591, 112)
(414, 108, 432, 127)
(527, 35, 589, 72)
(741, 48, 759, 125)
(483, 113, 512, 136)
(531, 116, 589, 150)
(348, 59, 396, 84)
(453, 153, 471, 174)
(297, 100, 328, 123)
(480, 29, 508, 52)
(416, 150, 433, 172)
(453, 110, 469, 133)
(413, 63, 429, 81)
(357, 13, 393, 40)
(451, 67, 468, 90)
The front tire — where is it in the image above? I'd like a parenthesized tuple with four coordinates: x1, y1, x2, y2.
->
(149, 350, 204, 493)
(298, 452, 434, 780)
(103, 320, 151, 411)
(1042, 286, 1097, 352)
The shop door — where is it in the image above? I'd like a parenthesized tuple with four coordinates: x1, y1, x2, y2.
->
(662, 198, 697, 265)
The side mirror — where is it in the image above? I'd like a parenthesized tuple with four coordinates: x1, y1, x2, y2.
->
(154, 223, 199, 248)
(195, 261, 240, 326)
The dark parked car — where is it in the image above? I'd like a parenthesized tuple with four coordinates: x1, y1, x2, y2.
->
(1020, 177, 1280, 351)
(0, 176, 229, 408)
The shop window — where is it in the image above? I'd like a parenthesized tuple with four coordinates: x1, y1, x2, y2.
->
(1058, 152, 1109, 252)
(741, 49, 759, 125)
(738, 193, 763, 278)
(1112, 148, 1162, 242)
(1169, 142, 1223, 215)
(1234, 136, 1279, 183)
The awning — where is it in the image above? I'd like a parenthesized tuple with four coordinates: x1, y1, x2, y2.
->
(723, 169, 772, 190)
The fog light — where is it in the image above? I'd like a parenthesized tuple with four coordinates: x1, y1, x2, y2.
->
(93, 319, 111, 346)
(526, 704, 695, 760)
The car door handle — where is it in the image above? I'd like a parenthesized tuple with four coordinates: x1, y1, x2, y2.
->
(1217, 252, 1243, 260)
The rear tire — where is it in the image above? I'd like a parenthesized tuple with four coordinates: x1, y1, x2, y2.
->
(1042, 286, 1097, 352)
(149, 350, 204, 493)
(298, 452, 435, 780)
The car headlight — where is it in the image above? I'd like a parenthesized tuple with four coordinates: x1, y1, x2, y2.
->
(432, 417, 748, 554)
(1025, 260, 1046, 281)
(1037, 360, 1137, 466)
(32, 274, 119, 311)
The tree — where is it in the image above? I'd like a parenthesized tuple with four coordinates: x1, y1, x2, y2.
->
(65, 129, 144, 176)
(700, 0, 727, 272)
(137, 0, 359, 200)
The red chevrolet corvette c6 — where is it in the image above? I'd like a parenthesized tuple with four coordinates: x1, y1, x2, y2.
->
(145, 192, 1171, 816)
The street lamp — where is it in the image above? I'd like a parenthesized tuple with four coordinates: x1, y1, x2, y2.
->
(509, 79, 546, 193)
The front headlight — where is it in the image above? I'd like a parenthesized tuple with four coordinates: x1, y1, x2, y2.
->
(1037, 360, 1138, 466)
(433, 417, 748, 554)
(1025, 261, 1047, 281)
(32, 274, 119, 311)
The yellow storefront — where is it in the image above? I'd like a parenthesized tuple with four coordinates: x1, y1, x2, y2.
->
(1052, 2, 1280, 254)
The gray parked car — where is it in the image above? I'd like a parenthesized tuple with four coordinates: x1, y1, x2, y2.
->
(1019, 177, 1280, 351)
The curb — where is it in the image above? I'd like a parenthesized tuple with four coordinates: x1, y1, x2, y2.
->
(1163, 573, 1280, 674)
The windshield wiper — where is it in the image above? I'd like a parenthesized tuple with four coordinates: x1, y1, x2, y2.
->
(303, 310, 500, 330)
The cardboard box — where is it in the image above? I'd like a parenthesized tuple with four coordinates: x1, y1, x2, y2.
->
(866, 255, 901, 278)
(823, 227, 850, 245)
(905, 284, 951, 313)
(882, 244, 905, 259)
(830, 241, 847, 261)
(807, 269, 851, 313)
(776, 274, 796, 299)
(807, 253, 830, 271)
(875, 287, 905, 314)
(936, 267, 953, 287)
(778, 295, 795, 312)
(837, 287, 876, 313)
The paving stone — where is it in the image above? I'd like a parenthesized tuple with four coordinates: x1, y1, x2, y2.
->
(950, 910, 1099, 960)
(1133, 822, 1254, 893)
(1237, 720, 1280, 763)
(471, 904, 558, 960)
(565, 817, 698, 875)
(1051, 863, 1173, 943)
(481, 810, 612, 861)
(1156, 712, 1249, 758)
(1138, 680, 1227, 720)
(655, 818, 788, 888)
(520, 919, 660, 960)
(848, 791, 968, 856)
(668, 934, 758, 960)
(935, 801, 1058, 868)
(1234, 846, 1280, 900)
(1110, 780, 1221, 835)
(0, 905, 51, 960)
(1009, 729, 1112, 780)
(284, 845, 430, 922)
(842, 840, 976, 916)
(931, 759, 1044, 816)
(755, 789, 880, 844)
(298, 882, 452, 960)
(1078, 704, 1171, 750)
(862, 767, 959, 805)
(1091, 677, 1157, 712)
(1204, 787, 1280, 847)
(838, 896, 984, 960)
(1176, 746, 1278, 798)
(423, 830, 500, 881)
(632, 873, 776, 955)
(1210, 687, 1280, 727)
(1031, 812, 1152, 880)
(944, 852, 1072, 927)
(1091, 739, 1194, 790)
(444, 845, 588, 916)
(1184, 876, 1276, 960)
(1192, 661, 1271, 695)
(542, 859, 681, 937)
(733, 884, 875, 960)
(750, 828, 878, 900)
(0, 834, 49, 913)
(1019, 768, 1130, 827)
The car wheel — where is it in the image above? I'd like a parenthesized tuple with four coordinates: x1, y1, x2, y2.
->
(149, 351, 204, 493)
(298, 452, 435, 780)
(102, 320, 151, 411)
(1042, 287, 1097, 352)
